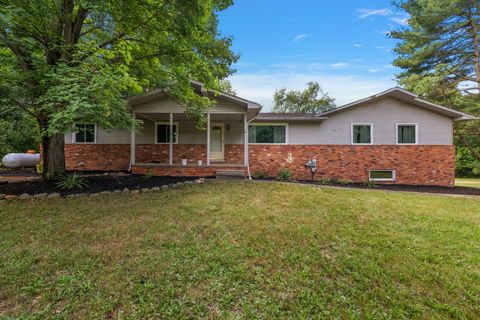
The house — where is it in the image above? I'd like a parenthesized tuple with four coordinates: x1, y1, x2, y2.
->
(64, 81, 475, 186)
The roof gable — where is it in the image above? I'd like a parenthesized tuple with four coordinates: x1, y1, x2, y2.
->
(319, 87, 476, 121)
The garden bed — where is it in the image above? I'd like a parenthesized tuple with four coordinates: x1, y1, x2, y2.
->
(255, 178, 480, 196)
(0, 172, 209, 196)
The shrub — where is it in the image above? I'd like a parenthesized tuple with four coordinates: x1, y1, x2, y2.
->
(364, 179, 377, 189)
(144, 169, 153, 179)
(276, 168, 292, 182)
(252, 171, 268, 179)
(56, 173, 89, 190)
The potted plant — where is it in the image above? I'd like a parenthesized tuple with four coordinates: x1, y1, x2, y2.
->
(181, 155, 188, 166)
(197, 160, 203, 166)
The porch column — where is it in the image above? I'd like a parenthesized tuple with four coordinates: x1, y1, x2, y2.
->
(130, 112, 136, 170)
(206, 112, 210, 165)
(244, 113, 248, 166)
(169, 113, 173, 165)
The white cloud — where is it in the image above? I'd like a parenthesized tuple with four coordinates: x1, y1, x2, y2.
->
(293, 34, 309, 42)
(329, 62, 349, 69)
(228, 68, 395, 110)
(356, 8, 392, 19)
(390, 16, 409, 26)
(352, 44, 364, 47)
(367, 68, 381, 73)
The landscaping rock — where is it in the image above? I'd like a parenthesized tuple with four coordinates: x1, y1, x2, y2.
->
(0, 194, 5, 200)
(141, 188, 150, 193)
(66, 194, 75, 199)
(176, 182, 184, 187)
(185, 181, 193, 185)
(74, 193, 88, 198)
(199, 178, 206, 183)
(150, 187, 160, 192)
(161, 185, 169, 191)
(131, 189, 140, 194)
(5, 195, 17, 200)
(194, 179, 202, 184)
(33, 193, 48, 199)
(122, 188, 130, 194)
(112, 190, 122, 195)
(47, 193, 61, 199)
(169, 183, 176, 188)
(89, 193, 100, 198)
(18, 193, 31, 200)
(99, 191, 112, 196)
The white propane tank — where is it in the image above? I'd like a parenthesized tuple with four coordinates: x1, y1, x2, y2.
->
(2, 153, 40, 168)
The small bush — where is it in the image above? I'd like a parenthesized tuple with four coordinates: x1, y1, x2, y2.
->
(56, 173, 89, 190)
(144, 169, 153, 179)
(252, 171, 268, 179)
(364, 179, 377, 189)
(276, 168, 292, 182)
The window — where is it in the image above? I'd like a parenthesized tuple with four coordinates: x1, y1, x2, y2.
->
(249, 124, 287, 144)
(155, 122, 178, 144)
(369, 170, 396, 182)
(397, 124, 418, 144)
(73, 123, 96, 143)
(352, 124, 372, 144)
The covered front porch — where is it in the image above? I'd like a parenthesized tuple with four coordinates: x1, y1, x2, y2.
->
(129, 111, 249, 177)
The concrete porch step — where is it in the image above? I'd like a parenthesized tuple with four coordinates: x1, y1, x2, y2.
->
(215, 169, 246, 179)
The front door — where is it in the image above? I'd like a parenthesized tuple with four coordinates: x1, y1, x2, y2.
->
(210, 123, 224, 161)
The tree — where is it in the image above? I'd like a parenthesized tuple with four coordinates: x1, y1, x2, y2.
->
(0, 106, 40, 158)
(391, 0, 480, 175)
(272, 82, 335, 114)
(0, 0, 238, 179)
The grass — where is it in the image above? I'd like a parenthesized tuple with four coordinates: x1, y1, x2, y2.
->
(1, 181, 479, 319)
(456, 178, 480, 188)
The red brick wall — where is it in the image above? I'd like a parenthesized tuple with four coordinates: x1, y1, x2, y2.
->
(65, 144, 130, 171)
(64, 143, 455, 186)
(248, 145, 455, 186)
(131, 165, 244, 177)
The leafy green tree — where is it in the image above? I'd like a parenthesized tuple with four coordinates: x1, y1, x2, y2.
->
(272, 82, 335, 114)
(0, 107, 40, 158)
(0, 0, 237, 179)
(391, 0, 480, 175)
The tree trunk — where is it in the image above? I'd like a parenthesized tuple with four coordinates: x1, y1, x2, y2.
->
(42, 133, 66, 180)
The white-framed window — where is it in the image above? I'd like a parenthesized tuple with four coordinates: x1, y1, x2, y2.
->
(396, 123, 418, 144)
(155, 122, 178, 144)
(351, 123, 373, 145)
(369, 170, 396, 182)
(248, 123, 288, 144)
(72, 123, 96, 143)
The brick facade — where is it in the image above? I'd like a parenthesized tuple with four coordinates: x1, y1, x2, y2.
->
(64, 143, 455, 186)
(249, 144, 455, 186)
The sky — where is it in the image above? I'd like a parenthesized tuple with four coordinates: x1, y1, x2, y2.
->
(218, 1, 409, 110)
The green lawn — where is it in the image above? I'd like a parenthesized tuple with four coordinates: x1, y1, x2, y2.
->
(1, 181, 479, 319)
(456, 178, 480, 188)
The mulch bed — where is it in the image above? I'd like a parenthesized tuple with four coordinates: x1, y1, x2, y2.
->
(295, 180, 480, 196)
(0, 172, 208, 196)
(252, 178, 480, 196)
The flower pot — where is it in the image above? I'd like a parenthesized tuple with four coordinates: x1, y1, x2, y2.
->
(197, 160, 203, 166)
(181, 159, 188, 166)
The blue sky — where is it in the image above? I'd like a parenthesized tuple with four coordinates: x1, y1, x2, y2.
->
(218, 1, 409, 110)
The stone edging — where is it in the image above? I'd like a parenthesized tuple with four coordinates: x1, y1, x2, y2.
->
(0, 178, 207, 201)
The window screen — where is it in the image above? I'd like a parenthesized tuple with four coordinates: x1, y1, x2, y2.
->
(249, 125, 286, 143)
(352, 124, 372, 144)
(74, 124, 95, 143)
(398, 125, 416, 144)
(156, 123, 177, 143)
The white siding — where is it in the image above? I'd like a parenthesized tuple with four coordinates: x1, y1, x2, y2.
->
(287, 97, 453, 145)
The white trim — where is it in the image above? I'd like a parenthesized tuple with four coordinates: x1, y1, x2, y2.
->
(130, 113, 136, 168)
(351, 123, 373, 145)
(248, 122, 289, 145)
(72, 123, 97, 144)
(243, 113, 248, 167)
(154, 121, 178, 144)
(206, 113, 210, 165)
(369, 170, 396, 182)
(396, 123, 418, 145)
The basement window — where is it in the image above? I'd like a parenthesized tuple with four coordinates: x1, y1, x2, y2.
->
(369, 170, 396, 182)
(73, 123, 96, 143)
